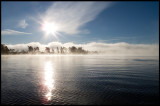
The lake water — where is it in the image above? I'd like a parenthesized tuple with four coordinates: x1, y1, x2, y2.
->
(1, 55, 159, 105)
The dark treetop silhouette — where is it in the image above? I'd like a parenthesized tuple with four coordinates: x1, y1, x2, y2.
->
(1, 44, 99, 55)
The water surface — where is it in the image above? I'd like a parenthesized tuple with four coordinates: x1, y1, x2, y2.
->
(1, 55, 159, 105)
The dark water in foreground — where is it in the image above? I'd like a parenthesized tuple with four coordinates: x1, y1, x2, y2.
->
(1, 55, 159, 105)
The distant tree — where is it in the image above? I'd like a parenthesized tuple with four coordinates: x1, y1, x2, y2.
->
(1, 43, 93, 55)
(63, 47, 67, 54)
(1, 44, 9, 54)
(68, 46, 89, 54)
(60, 47, 62, 54)
(28, 46, 34, 53)
(10, 49, 14, 52)
(57, 47, 59, 53)
(69, 46, 77, 53)
(60, 47, 66, 54)
(9, 49, 15, 53)
(45, 47, 50, 53)
(21, 50, 27, 54)
(77, 47, 83, 53)
(34, 47, 39, 53)
(51, 48, 54, 54)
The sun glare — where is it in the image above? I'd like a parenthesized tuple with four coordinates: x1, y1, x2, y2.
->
(42, 22, 58, 38)
(44, 61, 55, 101)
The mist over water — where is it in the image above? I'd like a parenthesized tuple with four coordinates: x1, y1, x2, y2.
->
(1, 55, 159, 105)
(6, 42, 159, 56)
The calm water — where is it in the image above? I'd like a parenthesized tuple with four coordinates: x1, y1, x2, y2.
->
(1, 55, 159, 105)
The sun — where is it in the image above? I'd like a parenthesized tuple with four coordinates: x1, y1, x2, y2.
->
(43, 23, 53, 34)
(42, 21, 58, 38)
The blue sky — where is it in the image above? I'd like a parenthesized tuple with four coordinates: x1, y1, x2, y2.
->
(1, 1, 159, 45)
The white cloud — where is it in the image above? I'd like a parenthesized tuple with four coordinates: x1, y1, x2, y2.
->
(38, 2, 111, 35)
(18, 19, 28, 29)
(6, 42, 159, 56)
(1, 29, 32, 35)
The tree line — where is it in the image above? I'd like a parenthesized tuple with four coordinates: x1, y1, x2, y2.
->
(1, 44, 98, 55)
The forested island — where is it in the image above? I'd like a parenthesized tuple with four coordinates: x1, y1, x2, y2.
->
(1, 44, 99, 55)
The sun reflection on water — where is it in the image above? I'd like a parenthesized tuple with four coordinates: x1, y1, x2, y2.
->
(44, 61, 55, 101)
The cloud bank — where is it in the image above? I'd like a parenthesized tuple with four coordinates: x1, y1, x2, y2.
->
(39, 2, 111, 35)
(6, 42, 159, 56)
(1, 29, 32, 35)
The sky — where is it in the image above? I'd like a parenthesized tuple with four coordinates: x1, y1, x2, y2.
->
(1, 1, 159, 44)
(1, 1, 159, 56)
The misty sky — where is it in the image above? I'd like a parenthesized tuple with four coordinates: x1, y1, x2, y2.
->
(1, 1, 159, 45)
